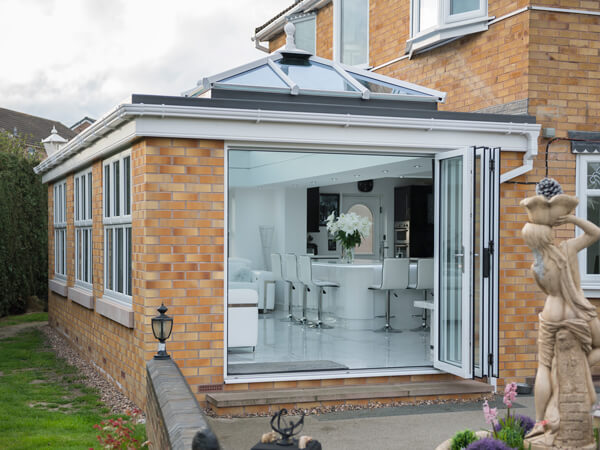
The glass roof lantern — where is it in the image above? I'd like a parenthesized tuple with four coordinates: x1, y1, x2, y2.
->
(184, 21, 446, 103)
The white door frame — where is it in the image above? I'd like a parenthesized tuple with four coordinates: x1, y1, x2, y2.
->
(433, 147, 474, 379)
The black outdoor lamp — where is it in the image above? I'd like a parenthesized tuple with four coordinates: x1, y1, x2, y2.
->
(151, 303, 173, 360)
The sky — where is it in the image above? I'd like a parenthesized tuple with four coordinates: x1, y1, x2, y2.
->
(0, 0, 290, 127)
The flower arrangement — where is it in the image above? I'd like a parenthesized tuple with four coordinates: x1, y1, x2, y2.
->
(443, 382, 536, 450)
(326, 212, 371, 263)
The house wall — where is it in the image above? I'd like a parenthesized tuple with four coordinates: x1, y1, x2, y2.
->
(261, 0, 600, 387)
(47, 137, 227, 408)
(48, 160, 145, 408)
(134, 138, 225, 403)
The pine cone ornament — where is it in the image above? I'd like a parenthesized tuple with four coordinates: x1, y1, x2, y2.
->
(536, 177, 563, 199)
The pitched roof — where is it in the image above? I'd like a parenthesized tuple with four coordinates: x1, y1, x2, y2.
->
(0, 107, 76, 148)
(255, 1, 301, 34)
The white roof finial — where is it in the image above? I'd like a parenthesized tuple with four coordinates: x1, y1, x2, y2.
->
(284, 21, 296, 51)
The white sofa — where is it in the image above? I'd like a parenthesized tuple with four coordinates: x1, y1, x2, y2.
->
(228, 257, 275, 312)
(228, 288, 258, 350)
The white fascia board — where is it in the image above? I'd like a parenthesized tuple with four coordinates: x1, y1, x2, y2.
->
(39, 103, 540, 183)
(41, 120, 137, 184)
(253, 0, 327, 43)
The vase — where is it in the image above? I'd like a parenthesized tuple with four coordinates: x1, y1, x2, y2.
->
(341, 245, 355, 264)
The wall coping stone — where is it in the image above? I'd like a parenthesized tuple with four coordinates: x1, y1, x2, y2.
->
(147, 358, 220, 450)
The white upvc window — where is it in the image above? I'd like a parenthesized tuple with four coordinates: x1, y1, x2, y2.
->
(408, 0, 488, 55)
(334, 0, 369, 67)
(577, 154, 600, 296)
(74, 168, 93, 288)
(103, 150, 132, 303)
(53, 179, 67, 279)
(290, 12, 316, 54)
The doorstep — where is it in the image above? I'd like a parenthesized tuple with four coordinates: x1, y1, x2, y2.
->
(206, 380, 492, 415)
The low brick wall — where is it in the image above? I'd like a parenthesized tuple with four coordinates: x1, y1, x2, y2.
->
(146, 358, 220, 450)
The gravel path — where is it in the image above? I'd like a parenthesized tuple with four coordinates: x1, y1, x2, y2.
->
(40, 325, 142, 416)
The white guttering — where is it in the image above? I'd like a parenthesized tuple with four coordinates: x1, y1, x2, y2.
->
(34, 102, 131, 175)
(252, 0, 331, 52)
(500, 129, 539, 183)
(372, 5, 600, 72)
(35, 103, 540, 178)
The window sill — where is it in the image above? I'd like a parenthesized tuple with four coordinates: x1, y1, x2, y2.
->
(68, 286, 94, 310)
(582, 286, 600, 299)
(96, 296, 134, 328)
(405, 16, 490, 56)
(49, 279, 68, 297)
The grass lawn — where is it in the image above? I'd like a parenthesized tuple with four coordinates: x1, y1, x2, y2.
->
(0, 325, 146, 449)
(0, 311, 48, 327)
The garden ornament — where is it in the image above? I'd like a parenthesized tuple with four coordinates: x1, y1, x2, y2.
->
(521, 178, 600, 449)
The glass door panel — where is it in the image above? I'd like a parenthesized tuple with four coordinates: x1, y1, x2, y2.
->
(434, 148, 473, 378)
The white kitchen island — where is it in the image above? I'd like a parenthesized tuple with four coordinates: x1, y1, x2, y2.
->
(311, 259, 384, 330)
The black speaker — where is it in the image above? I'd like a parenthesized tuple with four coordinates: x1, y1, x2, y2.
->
(357, 179, 373, 192)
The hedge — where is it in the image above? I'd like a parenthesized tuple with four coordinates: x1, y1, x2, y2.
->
(0, 131, 47, 316)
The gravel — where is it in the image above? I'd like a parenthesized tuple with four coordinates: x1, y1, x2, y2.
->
(41, 324, 143, 417)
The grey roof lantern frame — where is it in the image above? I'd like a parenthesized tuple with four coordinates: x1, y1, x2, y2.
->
(183, 52, 446, 103)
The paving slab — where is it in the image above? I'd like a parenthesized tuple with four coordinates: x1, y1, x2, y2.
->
(207, 394, 536, 450)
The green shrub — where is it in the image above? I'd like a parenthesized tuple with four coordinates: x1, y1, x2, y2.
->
(497, 424, 524, 450)
(451, 429, 478, 450)
(0, 131, 47, 316)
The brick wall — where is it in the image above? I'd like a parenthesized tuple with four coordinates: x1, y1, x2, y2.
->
(264, 1, 600, 387)
(48, 159, 144, 408)
(134, 138, 225, 405)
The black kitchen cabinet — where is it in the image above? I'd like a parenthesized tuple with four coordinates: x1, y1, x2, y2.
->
(307, 187, 320, 232)
(394, 185, 433, 257)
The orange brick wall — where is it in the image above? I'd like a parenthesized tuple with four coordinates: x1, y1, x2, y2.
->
(265, 2, 600, 387)
(48, 160, 144, 408)
(133, 138, 225, 404)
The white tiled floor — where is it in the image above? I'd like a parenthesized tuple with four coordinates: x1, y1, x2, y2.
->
(228, 310, 433, 370)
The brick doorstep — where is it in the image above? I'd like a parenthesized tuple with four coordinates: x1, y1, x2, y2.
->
(207, 380, 492, 408)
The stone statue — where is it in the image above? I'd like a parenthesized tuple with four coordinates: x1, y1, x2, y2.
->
(521, 178, 600, 449)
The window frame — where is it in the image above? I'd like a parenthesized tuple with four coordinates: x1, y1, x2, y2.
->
(408, 0, 488, 55)
(102, 150, 132, 304)
(577, 154, 600, 296)
(74, 168, 93, 289)
(290, 12, 316, 54)
(333, 0, 370, 68)
(53, 179, 67, 280)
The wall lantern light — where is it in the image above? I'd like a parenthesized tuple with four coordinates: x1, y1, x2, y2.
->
(151, 303, 173, 360)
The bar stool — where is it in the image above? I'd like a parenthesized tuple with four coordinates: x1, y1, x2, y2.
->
(412, 258, 434, 331)
(284, 254, 307, 324)
(369, 258, 409, 333)
(271, 253, 294, 322)
(297, 255, 339, 329)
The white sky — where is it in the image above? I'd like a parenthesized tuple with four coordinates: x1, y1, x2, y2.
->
(0, 0, 290, 127)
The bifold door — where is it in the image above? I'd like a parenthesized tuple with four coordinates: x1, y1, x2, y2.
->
(434, 147, 499, 379)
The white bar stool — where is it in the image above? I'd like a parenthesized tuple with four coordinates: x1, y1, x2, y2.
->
(369, 258, 409, 333)
(284, 254, 307, 324)
(298, 255, 339, 329)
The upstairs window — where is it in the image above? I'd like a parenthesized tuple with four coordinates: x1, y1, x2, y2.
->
(53, 179, 67, 278)
(103, 150, 132, 302)
(290, 13, 316, 54)
(74, 169, 93, 287)
(335, 0, 369, 67)
(409, 0, 488, 54)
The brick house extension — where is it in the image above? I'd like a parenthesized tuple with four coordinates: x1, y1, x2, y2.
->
(41, 0, 600, 414)
(254, 0, 600, 387)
